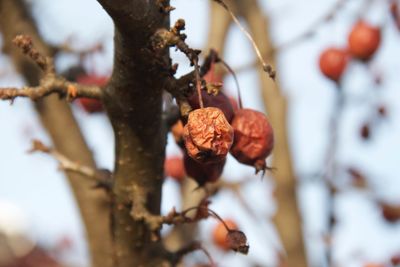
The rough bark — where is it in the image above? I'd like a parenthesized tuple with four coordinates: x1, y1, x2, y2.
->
(0, 1, 113, 267)
(96, 1, 172, 266)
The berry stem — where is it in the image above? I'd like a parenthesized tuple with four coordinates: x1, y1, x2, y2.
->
(212, 0, 275, 79)
(219, 58, 243, 109)
(193, 58, 204, 108)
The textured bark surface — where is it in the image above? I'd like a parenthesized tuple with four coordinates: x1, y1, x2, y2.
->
(0, 1, 113, 267)
(97, 1, 171, 266)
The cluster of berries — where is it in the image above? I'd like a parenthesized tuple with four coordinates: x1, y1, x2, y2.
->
(165, 62, 274, 186)
(319, 20, 381, 82)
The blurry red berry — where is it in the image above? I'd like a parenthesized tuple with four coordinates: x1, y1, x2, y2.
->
(164, 156, 186, 182)
(319, 47, 348, 82)
(183, 154, 225, 186)
(183, 107, 233, 164)
(212, 219, 238, 251)
(230, 109, 274, 173)
(348, 21, 381, 61)
(391, 254, 400, 265)
(77, 75, 109, 87)
(78, 98, 103, 113)
(380, 202, 400, 223)
(76, 74, 109, 113)
(188, 89, 235, 122)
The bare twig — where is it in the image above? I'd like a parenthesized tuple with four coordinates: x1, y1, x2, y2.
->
(0, 35, 103, 102)
(28, 139, 112, 189)
(212, 0, 275, 79)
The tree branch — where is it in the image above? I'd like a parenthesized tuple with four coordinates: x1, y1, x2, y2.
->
(0, 35, 103, 102)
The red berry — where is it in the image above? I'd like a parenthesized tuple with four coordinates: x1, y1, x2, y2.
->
(183, 107, 233, 164)
(391, 254, 400, 265)
(164, 156, 186, 182)
(319, 47, 348, 82)
(348, 21, 381, 61)
(188, 89, 235, 122)
(78, 98, 104, 113)
(77, 75, 109, 87)
(380, 203, 400, 223)
(212, 219, 238, 251)
(183, 154, 225, 186)
(230, 109, 274, 173)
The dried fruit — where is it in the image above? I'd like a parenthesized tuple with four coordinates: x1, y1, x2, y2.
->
(183, 107, 233, 164)
(188, 89, 235, 122)
(226, 230, 249, 254)
(319, 47, 348, 82)
(212, 219, 237, 250)
(76, 74, 108, 113)
(164, 156, 186, 182)
(230, 109, 274, 172)
(348, 21, 381, 61)
(184, 154, 225, 186)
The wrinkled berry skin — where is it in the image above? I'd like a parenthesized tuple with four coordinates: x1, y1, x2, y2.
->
(183, 154, 225, 186)
(319, 48, 348, 82)
(188, 89, 235, 122)
(230, 109, 274, 172)
(348, 21, 381, 61)
(183, 107, 233, 164)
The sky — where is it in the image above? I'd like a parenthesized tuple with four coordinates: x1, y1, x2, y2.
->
(1, 0, 400, 267)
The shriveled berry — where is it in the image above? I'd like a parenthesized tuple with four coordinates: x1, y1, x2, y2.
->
(164, 156, 186, 182)
(183, 107, 233, 164)
(184, 154, 225, 186)
(348, 20, 381, 61)
(319, 47, 348, 82)
(188, 89, 235, 122)
(212, 219, 237, 251)
(230, 109, 274, 173)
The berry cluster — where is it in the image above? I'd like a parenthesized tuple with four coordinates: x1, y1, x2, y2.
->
(319, 20, 381, 82)
(165, 62, 274, 186)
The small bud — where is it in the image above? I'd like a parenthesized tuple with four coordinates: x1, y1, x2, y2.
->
(226, 230, 249, 255)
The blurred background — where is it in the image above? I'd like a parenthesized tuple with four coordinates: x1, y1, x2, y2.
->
(1, 0, 400, 266)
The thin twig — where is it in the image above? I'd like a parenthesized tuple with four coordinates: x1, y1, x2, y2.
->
(0, 35, 103, 102)
(212, 0, 275, 79)
(28, 140, 112, 188)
